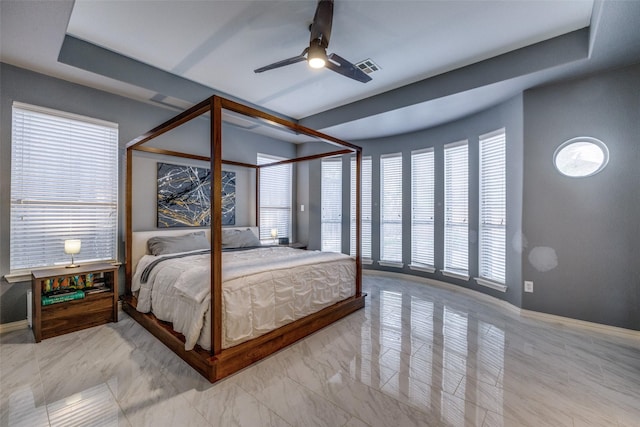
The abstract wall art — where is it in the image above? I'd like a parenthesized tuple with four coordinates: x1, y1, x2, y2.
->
(220, 170, 236, 226)
(157, 162, 235, 227)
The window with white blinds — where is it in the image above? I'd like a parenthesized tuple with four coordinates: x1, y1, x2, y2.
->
(411, 148, 435, 268)
(10, 102, 119, 272)
(478, 129, 506, 284)
(258, 153, 291, 240)
(380, 153, 403, 264)
(321, 158, 342, 252)
(350, 156, 372, 259)
(444, 141, 468, 276)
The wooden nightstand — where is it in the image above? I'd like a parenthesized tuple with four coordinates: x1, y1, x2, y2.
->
(31, 263, 118, 342)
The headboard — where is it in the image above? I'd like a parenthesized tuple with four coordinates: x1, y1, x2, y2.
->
(130, 226, 259, 273)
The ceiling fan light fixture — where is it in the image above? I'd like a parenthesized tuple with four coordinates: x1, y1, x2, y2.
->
(308, 56, 326, 69)
(308, 42, 327, 69)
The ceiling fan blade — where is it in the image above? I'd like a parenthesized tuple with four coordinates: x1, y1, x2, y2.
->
(254, 48, 309, 73)
(310, 0, 333, 48)
(326, 53, 372, 83)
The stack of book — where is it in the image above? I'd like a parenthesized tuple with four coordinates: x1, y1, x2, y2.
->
(41, 290, 85, 306)
(83, 286, 108, 295)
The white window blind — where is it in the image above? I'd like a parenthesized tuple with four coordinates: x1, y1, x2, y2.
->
(321, 158, 342, 252)
(479, 129, 506, 284)
(444, 141, 468, 276)
(258, 153, 291, 240)
(350, 156, 372, 258)
(380, 153, 403, 264)
(411, 148, 435, 268)
(10, 102, 119, 272)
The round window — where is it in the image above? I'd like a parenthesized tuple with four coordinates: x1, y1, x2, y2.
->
(553, 137, 609, 177)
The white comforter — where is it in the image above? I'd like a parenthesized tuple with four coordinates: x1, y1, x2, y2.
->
(132, 247, 355, 350)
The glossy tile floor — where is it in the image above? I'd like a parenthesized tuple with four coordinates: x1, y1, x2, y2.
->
(2, 275, 639, 427)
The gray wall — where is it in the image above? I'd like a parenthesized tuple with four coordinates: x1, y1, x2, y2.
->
(2, 60, 638, 331)
(300, 62, 640, 331)
(522, 63, 640, 330)
(301, 95, 524, 306)
(1, 63, 172, 323)
(295, 142, 349, 250)
(131, 123, 296, 232)
(131, 154, 257, 231)
(0, 63, 294, 324)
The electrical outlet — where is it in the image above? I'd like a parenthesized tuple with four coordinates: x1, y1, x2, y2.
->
(524, 281, 534, 293)
(300, 204, 305, 212)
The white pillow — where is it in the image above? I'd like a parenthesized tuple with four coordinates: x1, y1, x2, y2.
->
(222, 228, 261, 248)
(147, 231, 210, 255)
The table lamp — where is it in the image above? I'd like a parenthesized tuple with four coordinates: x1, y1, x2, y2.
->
(64, 239, 81, 268)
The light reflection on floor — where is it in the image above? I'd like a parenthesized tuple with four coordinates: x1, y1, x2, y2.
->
(1, 274, 639, 426)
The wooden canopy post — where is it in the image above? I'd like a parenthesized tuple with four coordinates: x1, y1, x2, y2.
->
(210, 96, 223, 356)
(356, 149, 362, 297)
(256, 167, 260, 233)
(125, 148, 133, 293)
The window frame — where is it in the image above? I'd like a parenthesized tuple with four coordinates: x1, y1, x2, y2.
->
(379, 152, 403, 266)
(476, 129, 507, 290)
(553, 136, 609, 178)
(257, 153, 292, 241)
(350, 156, 372, 261)
(443, 140, 469, 279)
(321, 157, 343, 252)
(410, 147, 436, 272)
(9, 102, 119, 276)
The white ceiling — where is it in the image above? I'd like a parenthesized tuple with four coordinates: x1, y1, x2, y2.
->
(2, 0, 640, 141)
(66, 0, 592, 118)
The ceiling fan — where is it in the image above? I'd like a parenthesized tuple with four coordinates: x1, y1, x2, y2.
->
(254, 0, 371, 83)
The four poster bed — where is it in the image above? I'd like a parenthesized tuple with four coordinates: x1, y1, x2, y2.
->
(123, 96, 364, 382)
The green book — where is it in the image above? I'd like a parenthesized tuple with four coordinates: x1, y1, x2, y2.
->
(42, 290, 85, 306)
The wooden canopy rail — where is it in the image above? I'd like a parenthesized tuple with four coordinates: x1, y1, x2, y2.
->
(124, 95, 364, 382)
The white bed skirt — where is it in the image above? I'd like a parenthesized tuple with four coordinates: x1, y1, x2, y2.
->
(132, 247, 355, 350)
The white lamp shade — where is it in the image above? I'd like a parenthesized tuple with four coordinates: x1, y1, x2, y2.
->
(64, 239, 81, 255)
(270, 228, 278, 238)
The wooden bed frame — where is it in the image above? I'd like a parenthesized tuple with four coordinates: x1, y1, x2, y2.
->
(123, 95, 364, 383)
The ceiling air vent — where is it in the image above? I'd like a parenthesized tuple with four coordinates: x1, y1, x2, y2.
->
(355, 59, 381, 75)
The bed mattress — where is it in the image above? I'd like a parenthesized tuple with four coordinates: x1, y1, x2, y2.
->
(131, 246, 355, 350)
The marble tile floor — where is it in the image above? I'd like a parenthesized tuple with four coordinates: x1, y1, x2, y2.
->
(1, 275, 639, 427)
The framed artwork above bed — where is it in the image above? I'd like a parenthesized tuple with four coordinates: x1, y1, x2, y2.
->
(157, 162, 235, 227)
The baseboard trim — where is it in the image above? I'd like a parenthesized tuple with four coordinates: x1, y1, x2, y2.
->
(364, 270, 640, 341)
(0, 320, 29, 334)
(519, 308, 640, 341)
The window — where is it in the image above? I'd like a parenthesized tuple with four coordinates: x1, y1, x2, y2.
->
(350, 156, 372, 259)
(443, 141, 468, 277)
(380, 153, 403, 265)
(10, 102, 118, 272)
(478, 129, 506, 286)
(411, 148, 435, 270)
(258, 153, 291, 240)
(321, 158, 342, 252)
(553, 136, 609, 177)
